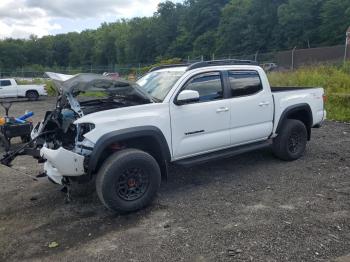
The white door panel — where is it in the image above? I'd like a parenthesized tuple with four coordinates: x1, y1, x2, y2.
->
(0, 80, 17, 97)
(171, 100, 231, 158)
(230, 91, 273, 144)
(228, 70, 274, 145)
(170, 71, 231, 159)
(230, 122, 273, 145)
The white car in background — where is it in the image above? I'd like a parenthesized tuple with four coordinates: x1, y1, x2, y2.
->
(0, 79, 47, 100)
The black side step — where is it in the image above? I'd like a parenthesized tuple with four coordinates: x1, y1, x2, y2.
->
(174, 140, 272, 167)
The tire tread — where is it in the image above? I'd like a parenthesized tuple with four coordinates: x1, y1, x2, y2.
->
(96, 148, 161, 213)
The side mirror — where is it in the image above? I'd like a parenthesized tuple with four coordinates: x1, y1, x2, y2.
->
(176, 90, 200, 105)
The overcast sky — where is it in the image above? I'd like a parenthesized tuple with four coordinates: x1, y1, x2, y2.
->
(0, 0, 183, 39)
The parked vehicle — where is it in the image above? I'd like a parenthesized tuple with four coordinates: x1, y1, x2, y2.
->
(1, 60, 326, 213)
(0, 79, 47, 100)
(261, 63, 278, 72)
(103, 72, 120, 80)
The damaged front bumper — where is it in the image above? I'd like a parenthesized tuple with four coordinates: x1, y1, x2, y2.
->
(40, 146, 86, 185)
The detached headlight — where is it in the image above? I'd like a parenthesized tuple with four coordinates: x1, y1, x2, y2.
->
(77, 123, 95, 142)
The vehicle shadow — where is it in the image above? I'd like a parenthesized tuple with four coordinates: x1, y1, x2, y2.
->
(162, 148, 278, 193)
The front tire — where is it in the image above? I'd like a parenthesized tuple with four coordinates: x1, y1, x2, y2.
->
(272, 119, 307, 161)
(96, 149, 161, 213)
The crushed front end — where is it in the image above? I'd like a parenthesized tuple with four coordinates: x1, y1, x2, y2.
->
(1, 72, 152, 186)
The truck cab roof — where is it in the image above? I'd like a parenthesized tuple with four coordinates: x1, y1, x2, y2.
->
(149, 59, 259, 73)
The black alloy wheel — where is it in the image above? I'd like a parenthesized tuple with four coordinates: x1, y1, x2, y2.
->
(117, 167, 150, 201)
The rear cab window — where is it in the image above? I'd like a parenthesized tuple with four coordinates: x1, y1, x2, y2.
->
(228, 71, 263, 97)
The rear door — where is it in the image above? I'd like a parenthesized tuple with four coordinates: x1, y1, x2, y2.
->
(0, 80, 17, 97)
(227, 70, 274, 145)
(170, 71, 231, 159)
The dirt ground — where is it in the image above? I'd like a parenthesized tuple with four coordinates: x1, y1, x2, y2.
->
(0, 97, 349, 262)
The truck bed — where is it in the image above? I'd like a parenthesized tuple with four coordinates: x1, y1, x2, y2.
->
(271, 86, 326, 132)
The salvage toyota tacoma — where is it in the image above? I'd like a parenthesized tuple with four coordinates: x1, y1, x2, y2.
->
(1, 60, 326, 213)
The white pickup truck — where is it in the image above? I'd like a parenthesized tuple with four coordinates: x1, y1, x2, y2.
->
(0, 78, 47, 100)
(1, 60, 326, 213)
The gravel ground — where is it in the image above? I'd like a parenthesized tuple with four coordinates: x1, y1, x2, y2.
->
(0, 97, 349, 262)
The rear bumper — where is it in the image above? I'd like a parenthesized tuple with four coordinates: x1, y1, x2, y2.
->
(40, 147, 85, 185)
(313, 110, 327, 128)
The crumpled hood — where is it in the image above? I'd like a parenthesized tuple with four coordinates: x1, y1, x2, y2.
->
(45, 72, 152, 102)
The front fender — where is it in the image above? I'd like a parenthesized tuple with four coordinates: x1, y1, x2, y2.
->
(87, 126, 171, 175)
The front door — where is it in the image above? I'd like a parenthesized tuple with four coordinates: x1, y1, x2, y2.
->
(0, 80, 16, 97)
(170, 71, 231, 159)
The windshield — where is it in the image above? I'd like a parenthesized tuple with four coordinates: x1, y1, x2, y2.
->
(137, 70, 184, 101)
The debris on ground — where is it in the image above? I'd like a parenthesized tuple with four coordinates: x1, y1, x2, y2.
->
(48, 242, 59, 248)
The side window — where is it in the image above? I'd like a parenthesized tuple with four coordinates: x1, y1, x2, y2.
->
(228, 71, 263, 97)
(183, 72, 223, 102)
(0, 80, 11, 87)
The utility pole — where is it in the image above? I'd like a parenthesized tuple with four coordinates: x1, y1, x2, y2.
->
(291, 46, 297, 70)
(254, 50, 259, 62)
(344, 26, 350, 63)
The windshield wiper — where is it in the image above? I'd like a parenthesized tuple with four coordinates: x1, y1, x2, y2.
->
(151, 97, 162, 103)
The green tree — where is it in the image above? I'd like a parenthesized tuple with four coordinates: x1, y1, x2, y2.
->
(175, 0, 229, 56)
(153, 1, 181, 57)
(319, 0, 350, 45)
(278, 0, 323, 48)
(93, 23, 118, 66)
(124, 17, 157, 63)
(1, 0, 350, 71)
(52, 35, 71, 67)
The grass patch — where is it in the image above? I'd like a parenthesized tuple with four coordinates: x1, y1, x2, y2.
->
(268, 63, 350, 122)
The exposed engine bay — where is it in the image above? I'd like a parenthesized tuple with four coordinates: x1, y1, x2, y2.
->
(1, 72, 153, 184)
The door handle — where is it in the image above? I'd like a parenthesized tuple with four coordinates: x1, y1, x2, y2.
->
(259, 102, 270, 107)
(216, 107, 229, 113)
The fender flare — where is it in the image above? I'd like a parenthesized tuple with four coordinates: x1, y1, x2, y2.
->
(87, 126, 171, 175)
(276, 103, 313, 140)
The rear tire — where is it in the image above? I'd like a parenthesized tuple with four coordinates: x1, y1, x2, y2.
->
(272, 119, 307, 161)
(26, 91, 39, 101)
(96, 149, 161, 213)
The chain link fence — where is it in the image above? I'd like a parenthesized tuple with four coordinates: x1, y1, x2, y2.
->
(1, 44, 349, 80)
(188, 44, 349, 70)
